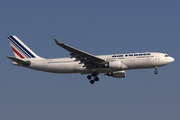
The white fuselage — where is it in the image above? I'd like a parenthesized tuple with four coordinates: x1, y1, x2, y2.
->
(14, 52, 174, 74)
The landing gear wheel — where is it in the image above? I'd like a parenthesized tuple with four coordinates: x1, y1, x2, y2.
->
(87, 75, 91, 80)
(94, 77, 99, 81)
(92, 72, 97, 77)
(88, 72, 99, 84)
(90, 80, 94, 84)
(154, 66, 158, 74)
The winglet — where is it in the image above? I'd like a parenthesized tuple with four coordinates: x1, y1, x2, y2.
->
(54, 38, 63, 45)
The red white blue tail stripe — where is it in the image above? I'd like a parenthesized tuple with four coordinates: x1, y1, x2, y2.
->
(8, 36, 40, 59)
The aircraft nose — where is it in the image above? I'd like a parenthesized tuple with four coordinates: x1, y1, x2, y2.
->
(170, 57, 175, 63)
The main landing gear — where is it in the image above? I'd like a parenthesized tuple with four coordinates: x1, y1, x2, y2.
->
(87, 72, 99, 84)
(154, 66, 158, 74)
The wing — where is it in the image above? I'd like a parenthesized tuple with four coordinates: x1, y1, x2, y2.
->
(54, 38, 106, 68)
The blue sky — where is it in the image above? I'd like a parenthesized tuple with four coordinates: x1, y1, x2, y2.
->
(1, 0, 180, 120)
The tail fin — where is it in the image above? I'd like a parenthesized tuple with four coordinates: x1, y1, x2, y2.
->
(7, 35, 42, 59)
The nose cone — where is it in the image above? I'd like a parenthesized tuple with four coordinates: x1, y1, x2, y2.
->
(169, 57, 175, 63)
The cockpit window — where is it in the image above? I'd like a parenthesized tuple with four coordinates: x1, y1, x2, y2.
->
(165, 55, 169, 57)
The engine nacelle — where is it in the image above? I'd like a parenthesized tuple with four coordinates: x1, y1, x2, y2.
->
(108, 60, 122, 69)
(105, 70, 126, 78)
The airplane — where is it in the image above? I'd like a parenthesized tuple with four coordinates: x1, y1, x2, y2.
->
(7, 35, 175, 84)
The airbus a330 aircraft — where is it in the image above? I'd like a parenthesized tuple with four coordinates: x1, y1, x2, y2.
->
(7, 35, 175, 84)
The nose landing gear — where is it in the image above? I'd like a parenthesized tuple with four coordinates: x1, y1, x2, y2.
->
(154, 66, 158, 74)
(87, 72, 99, 84)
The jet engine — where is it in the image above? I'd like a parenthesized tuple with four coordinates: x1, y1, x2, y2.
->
(106, 60, 122, 69)
(105, 70, 126, 78)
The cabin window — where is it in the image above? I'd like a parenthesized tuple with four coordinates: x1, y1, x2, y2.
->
(117, 55, 123, 57)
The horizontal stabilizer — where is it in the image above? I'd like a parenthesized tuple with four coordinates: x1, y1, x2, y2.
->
(7, 56, 31, 66)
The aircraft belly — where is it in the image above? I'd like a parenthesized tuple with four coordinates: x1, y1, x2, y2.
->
(73, 66, 121, 74)
(143, 58, 153, 67)
(57, 63, 76, 73)
(32, 61, 75, 73)
(73, 66, 88, 73)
